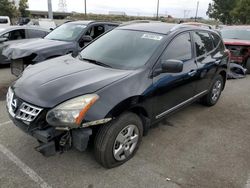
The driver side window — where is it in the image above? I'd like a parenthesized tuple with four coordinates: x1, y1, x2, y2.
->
(161, 33, 192, 62)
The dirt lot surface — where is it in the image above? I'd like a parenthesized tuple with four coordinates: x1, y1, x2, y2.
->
(0, 66, 250, 188)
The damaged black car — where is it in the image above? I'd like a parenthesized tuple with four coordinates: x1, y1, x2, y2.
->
(2, 20, 119, 76)
(6, 23, 229, 168)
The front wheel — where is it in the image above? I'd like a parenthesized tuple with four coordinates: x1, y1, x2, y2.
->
(201, 75, 224, 106)
(94, 112, 143, 168)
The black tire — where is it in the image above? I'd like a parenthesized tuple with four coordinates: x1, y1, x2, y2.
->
(246, 58, 250, 74)
(94, 112, 143, 168)
(201, 75, 224, 106)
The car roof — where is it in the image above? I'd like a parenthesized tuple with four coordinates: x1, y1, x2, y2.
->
(117, 22, 214, 35)
(0, 25, 49, 33)
(67, 20, 120, 25)
(118, 23, 177, 34)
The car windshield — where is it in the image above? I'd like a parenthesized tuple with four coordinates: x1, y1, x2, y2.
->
(45, 23, 86, 41)
(221, 29, 250, 40)
(79, 29, 165, 69)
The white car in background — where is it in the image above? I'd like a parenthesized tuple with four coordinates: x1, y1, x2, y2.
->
(0, 16, 11, 27)
(27, 19, 57, 30)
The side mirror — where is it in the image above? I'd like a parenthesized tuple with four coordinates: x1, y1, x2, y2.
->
(81, 35, 93, 43)
(49, 28, 54, 31)
(0, 37, 8, 43)
(161, 59, 183, 73)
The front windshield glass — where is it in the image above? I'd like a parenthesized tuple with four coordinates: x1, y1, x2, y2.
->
(221, 29, 250, 40)
(79, 29, 165, 69)
(45, 23, 86, 41)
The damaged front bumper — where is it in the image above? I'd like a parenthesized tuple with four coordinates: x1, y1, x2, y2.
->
(9, 116, 92, 156)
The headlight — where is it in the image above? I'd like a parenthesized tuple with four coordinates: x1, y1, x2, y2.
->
(46, 94, 99, 128)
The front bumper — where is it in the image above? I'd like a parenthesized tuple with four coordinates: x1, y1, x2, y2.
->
(6, 88, 93, 156)
(9, 115, 92, 156)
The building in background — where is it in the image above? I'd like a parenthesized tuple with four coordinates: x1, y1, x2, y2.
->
(109, 11, 126, 16)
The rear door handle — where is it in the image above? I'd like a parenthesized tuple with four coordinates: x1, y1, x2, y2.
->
(188, 70, 197, 77)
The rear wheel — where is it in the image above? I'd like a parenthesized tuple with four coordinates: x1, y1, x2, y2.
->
(94, 112, 143, 168)
(201, 75, 224, 106)
(246, 58, 250, 74)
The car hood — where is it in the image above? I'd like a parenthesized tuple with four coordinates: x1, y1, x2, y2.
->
(2, 38, 75, 61)
(223, 38, 250, 46)
(13, 55, 133, 108)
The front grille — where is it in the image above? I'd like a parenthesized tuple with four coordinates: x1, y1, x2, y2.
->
(7, 88, 43, 123)
(16, 102, 42, 122)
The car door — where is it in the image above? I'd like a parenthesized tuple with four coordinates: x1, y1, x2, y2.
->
(152, 32, 198, 120)
(192, 31, 221, 94)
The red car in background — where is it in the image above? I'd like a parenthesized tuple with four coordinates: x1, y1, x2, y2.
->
(221, 26, 250, 73)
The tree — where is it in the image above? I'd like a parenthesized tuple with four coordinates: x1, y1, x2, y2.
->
(231, 0, 250, 24)
(0, 0, 18, 18)
(19, 0, 29, 17)
(206, 0, 237, 24)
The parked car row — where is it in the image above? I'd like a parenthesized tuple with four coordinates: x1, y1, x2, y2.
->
(5, 21, 230, 168)
(2, 21, 119, 75)
(0, 26, 49, 65)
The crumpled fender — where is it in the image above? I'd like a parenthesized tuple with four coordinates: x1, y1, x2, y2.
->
(227, 63, 247, 79)
(2, 39, 76, 63)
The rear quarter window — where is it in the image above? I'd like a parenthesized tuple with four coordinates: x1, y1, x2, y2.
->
(105, 25, 117, 31)
(27, 29, 48, 38)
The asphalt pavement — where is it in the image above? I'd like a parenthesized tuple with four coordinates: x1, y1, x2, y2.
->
(0, 66, 250, 188)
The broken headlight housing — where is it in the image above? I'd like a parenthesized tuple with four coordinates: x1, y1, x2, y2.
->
(46, 94, 99, 128)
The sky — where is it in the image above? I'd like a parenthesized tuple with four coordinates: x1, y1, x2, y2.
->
(28, 0, 212, 18)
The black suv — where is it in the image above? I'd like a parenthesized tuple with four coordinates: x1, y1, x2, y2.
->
(2, 20, 119, 76)
(6, 23, 229, 168)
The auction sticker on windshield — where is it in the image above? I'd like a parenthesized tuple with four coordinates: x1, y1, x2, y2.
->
(141, 34, 163, 41)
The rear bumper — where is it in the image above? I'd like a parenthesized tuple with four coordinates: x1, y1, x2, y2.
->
(9, 115, 92, 156)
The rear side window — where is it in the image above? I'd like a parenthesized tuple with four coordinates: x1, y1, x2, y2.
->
(161, 32, 192, 61)
(193, 32, 214, 57)
(27, 29, 48, 38)
(211, 32, 225, 51)
(0, 19, 8, 24)
(105, 25, 117, 31)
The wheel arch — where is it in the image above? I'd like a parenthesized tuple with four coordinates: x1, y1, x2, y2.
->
(106, 96, 151, 135)
(218, 70, 227, 90)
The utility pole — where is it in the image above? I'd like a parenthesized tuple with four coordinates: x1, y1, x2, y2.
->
(48, 0, 53, 19)
(84, 0, 87, 16)
(195, 1, 199, 22)
(156, 0, 160, 20)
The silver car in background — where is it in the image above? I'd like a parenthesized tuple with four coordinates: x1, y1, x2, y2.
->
(0, 26, 49, 65)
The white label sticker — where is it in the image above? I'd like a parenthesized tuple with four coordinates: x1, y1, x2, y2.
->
(141, 34, 163, 41)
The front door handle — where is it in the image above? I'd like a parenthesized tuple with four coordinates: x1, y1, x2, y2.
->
(188, 70, 197, 77)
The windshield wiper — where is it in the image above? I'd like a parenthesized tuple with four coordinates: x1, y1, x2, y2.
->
(79, 56, 112, 68)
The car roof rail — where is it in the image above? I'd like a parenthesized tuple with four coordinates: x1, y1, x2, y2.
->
(119, 20, 161, 27)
